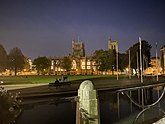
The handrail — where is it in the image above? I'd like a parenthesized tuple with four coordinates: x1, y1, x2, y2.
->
(117, 85, 165, 124)
(125, 86, 165, 108)
(133, 107, 165, 124)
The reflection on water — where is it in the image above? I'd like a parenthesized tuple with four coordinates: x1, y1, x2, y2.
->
(99, 88, 165, 124)
(1, 87, 165, 124)
(17, 102, 75, 124)
(99, 91, 139, 124)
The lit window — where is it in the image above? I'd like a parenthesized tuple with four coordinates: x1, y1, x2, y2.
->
(87, 62, 90, 65)
(82, 62, 85, 65)
(82, 66, 85, 69)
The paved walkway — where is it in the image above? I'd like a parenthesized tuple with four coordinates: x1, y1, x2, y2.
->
(1, 84, 47, 90)
(1, 78, 164, 99)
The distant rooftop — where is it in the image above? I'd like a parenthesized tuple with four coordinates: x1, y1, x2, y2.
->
(161, 45, 165, 49)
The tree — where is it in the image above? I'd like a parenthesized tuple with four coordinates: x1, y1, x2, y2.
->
(127, 40, 152, 70)
(23, 58, 31, 72)
(62, 56, 72, 74)
(33, 56, 51, 75)
(8, 47, 25, 76)
(0, 44, 8, 72)
(118, 53, 128, 71)
(92, 49, 116, 72)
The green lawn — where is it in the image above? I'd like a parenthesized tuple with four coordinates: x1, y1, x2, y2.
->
(0, 75, 104, 84)
(0, 74, 130, 85)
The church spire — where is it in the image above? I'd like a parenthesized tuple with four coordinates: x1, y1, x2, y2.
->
(72, 33, 75, 42)
(108, 36, 111, 42)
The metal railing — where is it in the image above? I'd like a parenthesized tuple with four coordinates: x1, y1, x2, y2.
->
(116, 83, 165, 124)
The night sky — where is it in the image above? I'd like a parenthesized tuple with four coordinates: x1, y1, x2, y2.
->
(0, 0, 165, 59)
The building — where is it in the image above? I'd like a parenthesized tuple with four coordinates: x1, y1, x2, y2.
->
(50, 57, 65, 75)
(160, 45, 165, 74)
(79, 57, 96, 75)
(49, 39, 98, 75)
(50, 56, 97, 75)
(108, 36, 118, 52)
(150, 57, 161, 67)
(144, 57, 162, 75)
(72, 39, 85, 57)
(40, 37, 121, 76)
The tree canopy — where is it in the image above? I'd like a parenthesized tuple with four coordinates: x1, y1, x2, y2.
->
(61, 56, 72, 74)
(118, 53, 128, 71)
(33, 56, 51, 75)
(0, 44, 8, 72)
(127, 40, 152, 70)
(8, 47, 25, 75)
(92, 49, 116, 72)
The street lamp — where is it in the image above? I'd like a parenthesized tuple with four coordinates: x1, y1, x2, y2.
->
(156, 42, 159, 81)
(139, 37, 143, 83)
(116, 42, 119, 80)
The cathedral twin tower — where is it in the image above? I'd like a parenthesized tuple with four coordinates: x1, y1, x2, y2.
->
(72, 37, 118, 57)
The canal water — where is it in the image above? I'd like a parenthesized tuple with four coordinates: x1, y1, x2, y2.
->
(1, 88, 165, 124)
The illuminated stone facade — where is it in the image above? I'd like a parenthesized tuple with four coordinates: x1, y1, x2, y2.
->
(160, 45, 165, 74)
(49, 38, 119, 75)
(108, 37, 118, 52)
(150, 57, 161, 67)
(72, 40, 85, 57)
(50, 57, 65, 75)
(144, 57, 162, 75)
(50, 56, 97, 75)
(79, 57, 96, 75)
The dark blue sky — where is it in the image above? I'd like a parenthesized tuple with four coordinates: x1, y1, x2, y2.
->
(0, 0, 165, 59)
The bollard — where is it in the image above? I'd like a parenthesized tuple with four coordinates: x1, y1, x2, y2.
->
(76, 80, 100, 124)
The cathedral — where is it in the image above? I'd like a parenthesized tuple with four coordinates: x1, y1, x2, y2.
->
(71, 39, 85, 57)
(108, 36, 118, 52)
(50, 37, 119, 75)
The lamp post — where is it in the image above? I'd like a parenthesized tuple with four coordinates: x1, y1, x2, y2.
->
(139, 37, 144, 122)
(137, 51, 139, 78)
(156, 42, 159, 81)
(129, 49, 131, 79)
(116, 42, 119, 80)
(139, 37, 143, 83)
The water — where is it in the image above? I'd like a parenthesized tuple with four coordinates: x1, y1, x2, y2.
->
(17, 102, 75, 124)
(99, 92, 140, 124)
(1, 88, 165, 124)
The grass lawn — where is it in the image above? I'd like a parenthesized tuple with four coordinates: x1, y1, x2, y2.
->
(0, 74, 131, 85)
(0, 75, 106, 84)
